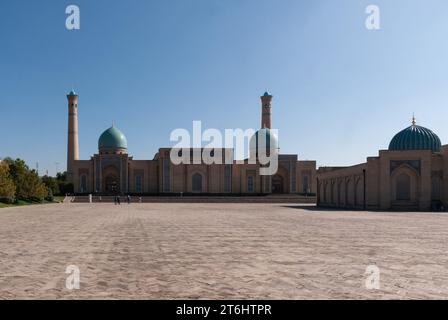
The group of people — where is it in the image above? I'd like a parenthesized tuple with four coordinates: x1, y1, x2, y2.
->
(114, 194, 131, 205)
(113, 195, 143, 205)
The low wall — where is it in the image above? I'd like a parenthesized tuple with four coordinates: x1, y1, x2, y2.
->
(72, 195, 317, 204)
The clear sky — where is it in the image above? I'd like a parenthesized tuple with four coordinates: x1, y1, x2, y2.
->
(1, 0, 448, 176)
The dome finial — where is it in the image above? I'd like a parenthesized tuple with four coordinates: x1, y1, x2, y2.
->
(412, 114, 416, 126)
(68, 88, 77, 96)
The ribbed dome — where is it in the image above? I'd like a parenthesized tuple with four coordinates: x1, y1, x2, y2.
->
(249, 128, 279, 157)
(389, 122, 441, 152)
(98, 125, 128, 151)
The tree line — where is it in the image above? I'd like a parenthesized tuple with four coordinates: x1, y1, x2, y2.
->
(0, 158, 73, 204)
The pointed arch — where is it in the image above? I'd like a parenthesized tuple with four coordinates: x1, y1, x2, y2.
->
(390, 164, 419, 205)
(192, 172, 203, 193)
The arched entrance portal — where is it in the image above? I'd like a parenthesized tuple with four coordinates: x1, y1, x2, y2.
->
(396, 173, 410, 200)
(192, 173, 203, 193)
(105, 176, 119, 194)
(272, 174, 284, 194)
(103, 165, 120, 194)
(391, 165, 419, 210)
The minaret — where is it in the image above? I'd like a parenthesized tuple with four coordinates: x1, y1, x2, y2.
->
(67, 90, 79, 182)
(260, 91, 272, 129)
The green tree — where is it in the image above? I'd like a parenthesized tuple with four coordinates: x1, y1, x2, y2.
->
(4, 158, 48, 201)
(46, 187, 54, 202)
(42, 175, 60, 195)
(56, 172, 67, 182)
(56, 171, 73, 195)
(24, 170, 48, 201)
(4, 157, 28, 198)
(0, 161, 16, 203)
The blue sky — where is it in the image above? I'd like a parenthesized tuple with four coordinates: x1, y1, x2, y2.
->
(1, 0, 448, 175)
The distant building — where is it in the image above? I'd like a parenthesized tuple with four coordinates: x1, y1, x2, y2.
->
(66, 91, 316, 195)
(317, 117, 445, 211)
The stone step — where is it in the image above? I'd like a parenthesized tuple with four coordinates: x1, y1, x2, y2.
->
(72, 195, 316, 204)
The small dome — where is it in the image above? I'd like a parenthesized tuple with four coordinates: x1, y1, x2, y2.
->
(68, 90, 77, 96)
(249, 128, 279, 158)
(98, 125, 128, 152)
(389, 121, 441, 152)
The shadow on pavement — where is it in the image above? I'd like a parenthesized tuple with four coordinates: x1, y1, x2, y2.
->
(282, 205, 356, 212)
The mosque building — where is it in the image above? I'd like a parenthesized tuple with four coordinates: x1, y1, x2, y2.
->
(316, 117, 446, 211)
(66, 90, 316, 195)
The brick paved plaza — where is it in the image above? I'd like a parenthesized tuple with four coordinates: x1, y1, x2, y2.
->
(1, 203, 447, 299)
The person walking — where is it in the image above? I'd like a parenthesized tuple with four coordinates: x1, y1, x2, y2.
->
(127, 194, 131, 204)
(117, 195, 121, 205)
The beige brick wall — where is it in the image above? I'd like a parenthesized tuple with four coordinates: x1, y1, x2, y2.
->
(73, 148, 317, 196)
(317, 148, 447, 211)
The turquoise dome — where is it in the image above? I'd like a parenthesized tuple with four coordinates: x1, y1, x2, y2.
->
(389, 122, 441, 152)
(68, 90, 77, 96)
(249, 128, 279, 157)
(98, 125, 128, 151)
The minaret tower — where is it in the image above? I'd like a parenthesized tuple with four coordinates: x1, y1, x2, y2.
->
(67, 90, 79, 182)
(260, 91, 272, 129)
